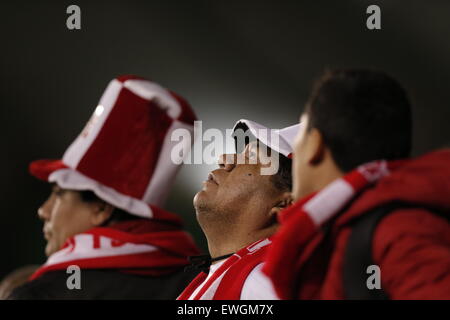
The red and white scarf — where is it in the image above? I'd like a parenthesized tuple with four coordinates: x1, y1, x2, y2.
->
(31, 216, 200, 281)
(263, 159, 404, 299)
(177, 238, 272, 300)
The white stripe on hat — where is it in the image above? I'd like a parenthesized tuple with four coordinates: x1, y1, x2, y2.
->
(48, 168, 154, 218)
(142, 120, 194, 206)
(62, 79, 122, 168)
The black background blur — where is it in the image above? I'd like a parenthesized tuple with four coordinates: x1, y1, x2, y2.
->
(1, 0, 449, 278)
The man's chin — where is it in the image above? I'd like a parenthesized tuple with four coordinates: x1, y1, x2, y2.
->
(193, 189, 215, 213)
(193, 190, 206, 209)
(45, 242, 58, 257)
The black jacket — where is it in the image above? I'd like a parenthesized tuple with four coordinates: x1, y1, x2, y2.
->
(8, 268, 199, 300)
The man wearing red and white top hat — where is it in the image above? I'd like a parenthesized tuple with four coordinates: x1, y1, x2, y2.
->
(177, 119, 300, 300)
(9, 75, 201, 299)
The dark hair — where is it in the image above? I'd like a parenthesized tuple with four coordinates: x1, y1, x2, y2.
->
(271, 154, 292, 192)
(79, 190, 138, 224)
(305, 69, 412, 172)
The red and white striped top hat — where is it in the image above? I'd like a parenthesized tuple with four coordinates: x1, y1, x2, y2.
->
(30, 75, 197, 219)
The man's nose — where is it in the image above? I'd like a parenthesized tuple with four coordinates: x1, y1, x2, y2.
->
(218, 153, 237, 171)
(37, 198, 52, 221)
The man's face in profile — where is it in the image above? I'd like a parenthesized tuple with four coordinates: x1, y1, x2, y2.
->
(193, 141, 283, 230)
(38, 185, 102, 256)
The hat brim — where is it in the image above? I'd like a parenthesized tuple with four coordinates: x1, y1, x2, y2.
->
(29, 159, 69, 181)
(232, 119, 294, 157)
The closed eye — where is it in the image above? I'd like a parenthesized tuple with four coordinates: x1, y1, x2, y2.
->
(52, 186, 64, 197)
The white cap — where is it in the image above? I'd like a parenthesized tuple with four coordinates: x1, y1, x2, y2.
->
(232, 119, 302, 158)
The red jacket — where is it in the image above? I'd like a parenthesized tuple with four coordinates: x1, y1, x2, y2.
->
(271, 149, 450, 299)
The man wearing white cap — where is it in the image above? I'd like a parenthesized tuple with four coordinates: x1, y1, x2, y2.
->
(9, 75, 200, 299)
(177, 119, 300, 300)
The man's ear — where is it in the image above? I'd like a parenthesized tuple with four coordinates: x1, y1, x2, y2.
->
(306, 128, 326, 165)
(269, 192, 294, 217)
(90, 202, 114, 226)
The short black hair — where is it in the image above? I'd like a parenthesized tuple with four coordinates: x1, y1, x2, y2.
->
(305, 69, 412, 172)
(271, 153, 292, 192)
(79, 190, 138, 224)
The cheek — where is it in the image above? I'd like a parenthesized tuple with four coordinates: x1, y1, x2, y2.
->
(294, 137, 305, 159)
(51, 199, 92, 241)
(293, 133, 309, 170)
(50, 199, 70, 230)
(46, 200, 73, 251)
(293, 158, 303, 186)
(221, 168, 266, 200)
(292, 150, 311, 200)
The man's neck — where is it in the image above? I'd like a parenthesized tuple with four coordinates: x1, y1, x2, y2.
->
(206, 225, 277, 259)
(315, 168, 344, 192)
(300, 161, 344, 200)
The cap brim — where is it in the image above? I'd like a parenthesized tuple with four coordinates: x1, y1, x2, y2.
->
(29, 159, 69, 181)
(232, 119, 295, 157)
